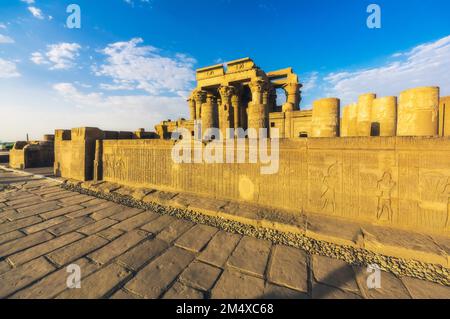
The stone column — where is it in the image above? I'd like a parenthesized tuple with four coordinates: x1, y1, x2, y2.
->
(357, 93, 376, 136)
(371, 96, 397, 136)
(282, 82, 301, 112)
(341, 105, 351, 137)
(248, 78, 269, 132)
(218, 86, 235, 137)
(201, 93, 219, 135)
(310, 98, 340, 138)
(397, 86, 439, 136)
(193, 90, 207, 120)
(188, 97, 196, 120)
(348, 103, 358, 137)
(231, 93, 240, 129)
(439, 96, 450, 137)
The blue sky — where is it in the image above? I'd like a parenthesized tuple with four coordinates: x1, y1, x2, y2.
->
(0, 0, 449, 141)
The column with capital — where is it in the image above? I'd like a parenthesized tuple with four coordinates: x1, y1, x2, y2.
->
(218, 86, 236, 138)
(193, 90, 207, 121)
(187, 96, 196, 120)
(282, 82, 301, 112)
(201, 93, 219, 137)
(248, 78, 270, 133)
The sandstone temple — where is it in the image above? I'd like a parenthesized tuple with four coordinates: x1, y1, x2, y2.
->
(9, 58, 450, 243)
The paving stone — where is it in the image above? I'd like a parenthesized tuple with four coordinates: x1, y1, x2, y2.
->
(66, 202, 120, 219)
(0, 230, 54, 258)
(110, 289, 142, 299)
(5, 197, 43, 209)
(47, 216, 94, 236)
(0, 260, 12, 275)
(91, 204, 131, 221)
(179, 261, 222, 291)
(98, 228, 124, 241)
(228, 236, 271, 277)
(17, 201, 61, 215)
(0, 257, 55, 298)
(78, 218, 118, 236)
(268, 245, 308, 292)
(23, 216, 69, 234)
(125, 246, 195, 298)
(175, 224, 218, 253)
(32, 186, 62, 196)
(402, 276, 450, 299)
(39, 205, 84, 220)
(141, 214, 176, 234)
(0, 230, 24, 245)
(211, 269, 265, 299)
(56, 263, 131, 299)
(47, 235, 108, 266)
(81, 198, 108, 207)
(263, 283, 309, 299)
(43, 191, 78, 201)
(0, 215, 41, 235)
(88, 229, 150, 265)
(312, 283, 362, 299)
(117, 238, 168, 271)
(112, 211, 159, 232)
(163, 282, 204, 299)
(156, 219, 194, 244)
(312, 254, 360, 294)
(109, 207, 143, 222)
(354, 266, 411, 299)
(58, 194, 93, 206)
(10, 257, 100, 299)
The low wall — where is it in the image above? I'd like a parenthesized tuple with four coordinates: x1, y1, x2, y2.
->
(9, 141, 54, 169)
(96, 137, 450, 235)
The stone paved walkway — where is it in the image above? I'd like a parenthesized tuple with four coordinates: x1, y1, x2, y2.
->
(0, 168, 449, 299)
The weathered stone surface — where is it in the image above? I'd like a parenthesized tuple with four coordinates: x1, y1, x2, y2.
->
(58, 194, 92, 206)
(0, 230, 24, 245)
(112, 211, 159, 232)
(9, 232, 84, 266)
(0, 257, 55, 298)
(23, 216, 69, 234)
(311, 283, 362, 299)
(47, 235, 108, 266)
(39, 205, 84, 220)
(156, 219, 194, 244)
(175, 224, 218, 252)
(88, 229, 150, 265)
(0, 260, 12, 275)
(91, 205, 131, 221)
(179, 261, 222, 291)
(98, 227, 123, 241)
(109, 207, 143, 222)
(47, 216, 94, 236)
(228, 236, 271, 277)
(312, 255, 360, 294)
(125, 246, 195, 298)
(10, 258, 99, 299)
(263, 284, 309, 299)
(268, 245, 308, 292)
(402, 277, 450, 299)
(211, 269, 265, 299)
(117, 238, 168, 271)
(163, 282, 204, 299)
(354, 266, 411, 299)
(78, 218, 118, 236)
(110, 289, 142, 299)
(0, 216, 42, 235)
(56, 263, 131, 299)
(0, 230, 53, 258)
(141, 214, 176, 234)
(17, 201, 61, 215)
(197, 231, 241, 268)
(66, 202, 120, 219)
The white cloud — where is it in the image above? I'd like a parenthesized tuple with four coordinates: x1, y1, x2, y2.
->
(94, 38, 196, 97)
(31, 42, 82, 70)
(0, 23, 7, 29)
(0, 34, 14, 44)
(28, 6, 44, 20)
(21, 0, 35, 4)
(0, 58, 20, 78)
(318, 35, 450, 105)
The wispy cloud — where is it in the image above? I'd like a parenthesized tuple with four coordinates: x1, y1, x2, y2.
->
(0, 58, 20, 78)
(93, 38, 196, 97)
(31, 42, 82, 70)
(0, 34, 14, 44)
(27, 6, 44, 20)
(304, 35, 450, 106)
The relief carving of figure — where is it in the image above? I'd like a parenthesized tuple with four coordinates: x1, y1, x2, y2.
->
(376, 172, 396, 222)
(321, 162, 338, 214)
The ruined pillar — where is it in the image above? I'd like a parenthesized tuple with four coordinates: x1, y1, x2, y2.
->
(347, 103, 358, 136)
(397, 86, 439, 137)
(357, 93, 376, 136)
(188, 97, 196, 120)
(193, 90, 206, 120)
(310, 98, 340, 138)
(439, 96, 450, 137)
(201, 93, 219, 136)
(218, 86, 235, 137)
(341, 105, 351, 137)
(248, 78, 269, 132)
(371, 96, 397, 136)
(282, 82, 301, 112)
